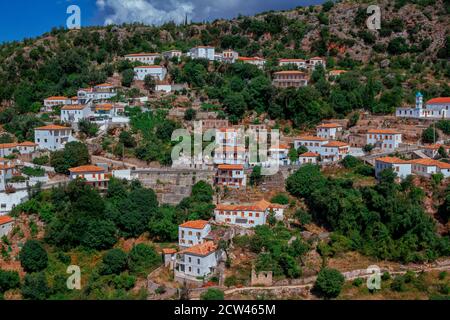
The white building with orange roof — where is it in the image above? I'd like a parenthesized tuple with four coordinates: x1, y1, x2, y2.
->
(237, 56, 266, 68)
(375, 157, 412, 179)
(294, 136, 329, 153)
(298, 151, 319, 165)
(221, 49, 239, 63)
(0, 143, 19, 158)
(134, 65, 167, 81)
(125, 52, 161, 64)
(421, 144, 450, 159)
(189, 46, 215, 61)
(178, 220, 211, 248)
(162, 50, 182, 60)
(316, 123, 343, 140)
(0, 142, 37, 157)
(174, 241, 220, 283)
(272, 70, 308, 88)
(279, 58, 307, 69)
(34, 125, 74, 151)
(396, 93, 450, 119)
(214, 199, 285, 228)
(213, 146, 246, 165)
(0, 160, 20, 191)
(308, 57, 326, 69)
(215, 164, 246, 188)
(43, 96, 71, 111)
(0, 215, 14, 237)
(16, 141, 38, 154)
(366, 129, 402, 151)
(69, 165, 111, 189)
(410, 159, 450, 178)
(60, 104, 91, 123)
(268, 143, 291, 166)
(321, 141, 350, 162)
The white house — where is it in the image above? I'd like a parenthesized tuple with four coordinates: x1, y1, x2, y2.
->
(0, 142, 37, 157)
(321, 141, 350, 162)
(422, 144, 450, 158)
(77, 83, 117, 104)
(298, 152, 319, 165)
(222, 49, 239, 63)
(125, 53, 161, 64)
(69, 165, 110, 189)
(0, 143, 19, 158)
(214, 199, 285, 228)
(0, 215, 14, 237)
(215, 164, 246, 188)
(396, 92, 450, 119)
(163, 50, 182, 60)
(34, 125, 74, 151)
(294, 136, 329, 153)
(279, 58, 307, 69)
(316, 123, 343, 140)
(16, 142, 38, 154)
(134, 66, 167, 81)
(213, 146, 246, 165)
(308, 57, 326, 70)
(174, 241, 219, 283)
(0, 161, 19, 191)
(268, 143, 290, 166)
(60, 104, 91, 123)
(237, 56, 266, 68)
(410, 159, 450, 178)
(178, 220, 211, 248)
(189, 46, 215, 61)
(43, 96, 72, 112)
(366, 129, 402, 151)
(375, 157, 412, 180)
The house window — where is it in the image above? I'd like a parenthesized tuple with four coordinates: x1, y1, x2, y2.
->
(197, 259, 200, 265)
(188, 257, 192, 263)
(197, 268, 200, 274)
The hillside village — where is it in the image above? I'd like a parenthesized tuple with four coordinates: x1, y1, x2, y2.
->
(0, 0, 449, 301)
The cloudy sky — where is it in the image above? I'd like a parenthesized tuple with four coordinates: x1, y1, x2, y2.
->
(0, 0, 324, 42)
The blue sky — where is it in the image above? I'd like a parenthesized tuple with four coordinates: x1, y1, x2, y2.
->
(0, 0, 324, 43)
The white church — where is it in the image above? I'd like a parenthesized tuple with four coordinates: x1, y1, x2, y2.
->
(396, 92, 450, 119)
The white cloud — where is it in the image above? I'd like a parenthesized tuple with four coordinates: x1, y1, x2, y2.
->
(96, 0, 195, 26)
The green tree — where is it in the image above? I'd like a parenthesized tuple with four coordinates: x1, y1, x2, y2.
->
(128, 243, 160, 274)
(101, 249, 128, 275)
(122, 69, 135, 87)
(314, 268, 345, 299)
(81, 220, 117, 250)
(119, 131, 137, 148)
(50, 141, 90, 174)
(0, 270, 20, 293)
(21, 272, 50, 300)
(78, 119, 99, 137)
(288, 147, 299, 164)
(200, 288, 225, 300)
(184, 108, 197, 121)
(19, 240, 48, 273)
(422, 126, 439, 144)
(250, 165, 263, 186)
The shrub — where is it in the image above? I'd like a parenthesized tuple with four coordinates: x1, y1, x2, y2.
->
(224, 275, 238, 287)
(19, 240, 48, 273)
(352, 278, 364, 287)
(200, 288, 225, 300)
(270, 193, 289, 205)
(100, 249, 128, 275)
(314, 268, 345, 299)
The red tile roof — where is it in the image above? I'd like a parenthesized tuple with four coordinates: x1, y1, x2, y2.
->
(45, 96, 68, 101)
(69, 165, 105, 173)
(35, 125, 69, 131)
(317, 123, 343, 128)
(274, 70, 305, 75)
(217, 164, 244, 170)
(215, 199, 284, 212)
(296, 136, 327, 141)
(18, 141, 38, 147)
(135, 65, 163, 69)
(427, 97, 450, 104)
(300, 152, 320, 157)
(0, 215, 13, 225)
(61, 104, 87, 110)
(180, 241, 217, 256)
(126, 52, 160, 57)
(367, 129, 401, 134)
(162, 248, 177, 254)
(376, 157, 410, 164)
(179, 220, 209, 229)
(279, 58, 305, 62)
(323, 141, 349, 148)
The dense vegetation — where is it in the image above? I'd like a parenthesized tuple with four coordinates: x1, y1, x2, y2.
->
(286, 165, 450, 263)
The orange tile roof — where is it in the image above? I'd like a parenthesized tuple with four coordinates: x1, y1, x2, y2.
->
(179, 220, 209, 229)
(238, 56, 265, 61)
(270, 143, 290, 150)
(61, 104, 87, 110)
(18, 141, 38, 147)
(300, 152, 320, 157)
(367, 129, 401, 134)
(422, 144, 442, 150)
(181, 241, 217, 256)
(410, 158, 450, 169)
(96, 104, 113, 111)
(274, 70, 305, 75)
(376, 157, 410, 164)
(279, 58, 305, 62)
(427, 97, 450, 104)
(126, 52, 160, 57)
(296, 136, 327, 141)
(162, 248, 177, 254)
(0, 215, 13, 225)
(216, 199, 283, 212)
(69, 165, 105, 173)
(35, 125, 69, 131)
(317, 123, 343, 128)
(135, 65, 163, 69)
(0, 143, 18, 149)
(45, 96, 68, 101)
(323, 141, 349, 148)
(310, 57, 324, 60)
(94, 83, 114, 87)
(217, 164, 244, 170)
